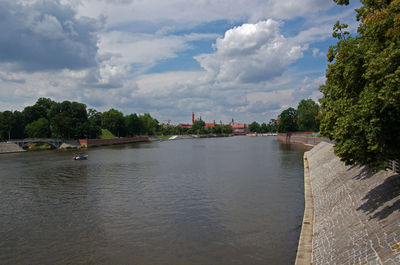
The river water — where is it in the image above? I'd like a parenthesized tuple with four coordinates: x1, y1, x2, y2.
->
(0, 136, 309, 265)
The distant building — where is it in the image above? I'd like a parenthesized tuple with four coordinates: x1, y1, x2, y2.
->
(205, 123, 215, 128)
(231, 123, 249, 135)
(178, 124, 192, 129)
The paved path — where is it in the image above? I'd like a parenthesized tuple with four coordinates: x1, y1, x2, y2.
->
(306, 142, 400, 264)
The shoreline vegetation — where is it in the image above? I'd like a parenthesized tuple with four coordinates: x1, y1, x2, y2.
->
(0, 133, 237, 154)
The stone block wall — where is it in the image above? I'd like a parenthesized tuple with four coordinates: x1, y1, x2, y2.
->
(78, 137, 149, 147)
(277, 133, 329, 146)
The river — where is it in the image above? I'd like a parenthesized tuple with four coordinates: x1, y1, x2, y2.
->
(0, 136, 309, 265)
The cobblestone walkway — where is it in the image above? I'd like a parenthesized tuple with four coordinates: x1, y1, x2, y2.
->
(307, 142, 400, 265)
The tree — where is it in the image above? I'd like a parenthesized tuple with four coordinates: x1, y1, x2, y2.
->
(297, 99, 320, 132)
(278, 107, 298, 133)
(191, 119, 205, 134)
(25, 118, 50, 138)
(87, 109, 102, 139)
(260, 122, 268, 133)
(49, 101, 88, 139)
(23, 98, 57, 124)
(222, 124, 233, 134)
(249, 121, 260, 133)
(211, 124, 223, 134)
(0, 111, 16, 140)
(139, 113, 158, 135)
(319, 0, 400, 168)
(268, 119, 278, 133)
(125, 113, 141, 136)
(102, 109, 125, 137)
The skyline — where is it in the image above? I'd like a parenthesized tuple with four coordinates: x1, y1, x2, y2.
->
(0, 0, 361, 124)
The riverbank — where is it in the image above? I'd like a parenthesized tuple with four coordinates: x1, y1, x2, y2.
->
(162, 134, 233, 140)
(296, 142, 400, 264)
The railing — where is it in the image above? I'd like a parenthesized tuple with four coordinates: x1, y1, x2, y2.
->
(387, 159, 400, 174)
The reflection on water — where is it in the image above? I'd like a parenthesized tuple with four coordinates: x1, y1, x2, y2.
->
(0, 137, 306, 265)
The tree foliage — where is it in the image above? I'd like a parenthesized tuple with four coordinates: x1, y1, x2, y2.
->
(25, 118, 50, 138)
(50, 101, 89, 139)
(87, 109, 102, 139)
(297, 99, 320, 131)
(101, 109, 125, 137)
(249, 121, 260, 133)
(278, 107, 298, 133)
(319, 0, 400, 167)
(140, 113, 159, 135)
(191, 119, 206, 134)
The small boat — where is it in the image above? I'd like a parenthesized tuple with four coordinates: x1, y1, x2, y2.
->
(73, 153, 88, 160)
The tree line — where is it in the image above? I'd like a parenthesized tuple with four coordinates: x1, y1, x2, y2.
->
(248, 98, 321, 134)
(0, 98, 234, 141)
(0, 98, 160, 140)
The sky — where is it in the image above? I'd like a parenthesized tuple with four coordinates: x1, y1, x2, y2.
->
(0, 0, 361, 124)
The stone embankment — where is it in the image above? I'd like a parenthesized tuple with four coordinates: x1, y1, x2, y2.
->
(78, 136, 150, 147)
(277, 132, 331, 146)
(297, 142, 400, 264)
(0, 142, 25, 153)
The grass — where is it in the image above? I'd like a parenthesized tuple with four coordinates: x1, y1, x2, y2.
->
(157, 135, 172, 140)
(99, 129, 117, 139)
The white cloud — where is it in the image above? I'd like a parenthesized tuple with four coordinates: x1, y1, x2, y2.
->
(77, 0, 332, 27)
(312, 48, 325, 57)
(196, 20, 303, 84)
(0, 0, 355, 123)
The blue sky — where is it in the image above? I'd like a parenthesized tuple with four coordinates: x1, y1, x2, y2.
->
(0, 0, 361, 124)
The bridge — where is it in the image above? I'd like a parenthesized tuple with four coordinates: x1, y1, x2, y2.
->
(10, 139, 64, 149)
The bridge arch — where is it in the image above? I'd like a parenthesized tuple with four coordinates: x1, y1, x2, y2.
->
(12, 139, 63, 149)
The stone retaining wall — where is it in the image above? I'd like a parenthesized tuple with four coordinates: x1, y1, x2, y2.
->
(0, 142, 25, 153)
(305, 142, 400, 264)
(78, 137, 150, 147)
(277, 133, 330, 146)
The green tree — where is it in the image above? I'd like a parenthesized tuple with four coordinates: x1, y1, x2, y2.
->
(0, 111, 17, 140)
(23, 98, 57, 124)
(87, 109, 102, 139)
(249, 121, 260, 133)
(278, 107, 298, 133)
(139, 113, 158, 135)
(125, 113, 141, 136)
(25, 118, 50, 138)
(222, 124, 233, 134)
(260, 122, 268, 133)
(49, 101, 88, 139)
(212, 124, 223, 134)
(319, 0, 400, 167)
(191, 119, 205, 134)
(102, 109, 125, 137)
(268, 119, 278, 133)
(297, 99, 320, 132)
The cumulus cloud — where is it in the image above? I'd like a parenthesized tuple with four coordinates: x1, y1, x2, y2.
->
(0, 0, 350, 123)
(196, 20, 303, 84)
(0, 0, 103, 72)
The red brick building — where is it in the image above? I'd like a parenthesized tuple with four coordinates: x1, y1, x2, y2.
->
(231, 123, 249, 135)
